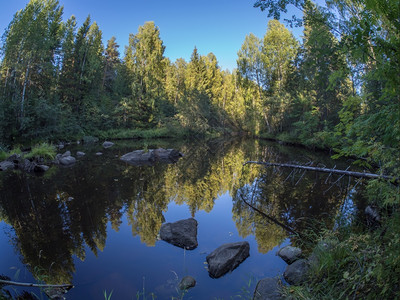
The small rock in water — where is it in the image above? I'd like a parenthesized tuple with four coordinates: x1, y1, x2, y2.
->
(76, 151, 85, 157)
(277, 245, 302, 264)
(103, 141, 114, 148)
(34, 164, 49, 172)
(179, 276, 196, 290)
(96, 152, 103, 156)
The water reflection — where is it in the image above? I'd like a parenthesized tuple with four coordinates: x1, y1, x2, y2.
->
(0, 138, 364, 290)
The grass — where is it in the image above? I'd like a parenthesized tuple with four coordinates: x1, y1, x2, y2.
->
(24, 143, 56, 161)
(281, 210, 400, 299)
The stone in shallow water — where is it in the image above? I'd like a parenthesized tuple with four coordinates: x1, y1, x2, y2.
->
(103, 141, 114, 148)
(76, 151, 85, 157)
(206, 241, 250, 278)
(179, 276, 196, 290)
(277, 245, 302, 264)
(253, 277, 282, 300)
(160, 218, 198, 250)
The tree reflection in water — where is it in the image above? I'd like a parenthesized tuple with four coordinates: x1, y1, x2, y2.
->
(0, 138, 365, 286)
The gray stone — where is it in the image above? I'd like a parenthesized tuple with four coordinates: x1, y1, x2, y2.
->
(96, 152, 103, 156)
(179, 276, 196, 290)
(61, 151, 71, 157)
(6, 154, 21, 163)
(206, 241, 250, 278)
(19, 159, 36, 172)
(253, 278, 282, 300)
(0, 161, 14, 171)
(103, 141, 114, 148)
(76, 151, 85, 157)
(365, 205, 380, 227)
(120, 148, 183, 166)
(277, 246, 302, 264)
(34, 164, 49, 172)
(283, 259, 309, 285)
(160, 218, 198, 250)
(59, 156, 76, 166)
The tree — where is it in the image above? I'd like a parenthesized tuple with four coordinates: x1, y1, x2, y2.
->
(0, 0, 64, 141)
(123, 22, 166, 126)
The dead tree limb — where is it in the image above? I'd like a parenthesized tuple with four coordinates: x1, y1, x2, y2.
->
(0, 279, 73, 290)
(240, 194, 301, 238)
(244, 161, 394, 180)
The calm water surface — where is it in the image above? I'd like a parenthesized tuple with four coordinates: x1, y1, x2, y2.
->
(0, 138, 366, 299)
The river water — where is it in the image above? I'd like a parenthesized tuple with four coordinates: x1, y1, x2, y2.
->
(0, 138, 366, 299)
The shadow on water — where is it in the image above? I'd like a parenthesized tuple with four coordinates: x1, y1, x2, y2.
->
(0, 138, 366, 298)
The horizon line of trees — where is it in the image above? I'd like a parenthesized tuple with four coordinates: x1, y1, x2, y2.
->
(0, 0, 398, 176)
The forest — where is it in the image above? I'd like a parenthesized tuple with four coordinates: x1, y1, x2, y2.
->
(0, 0, 399, 298)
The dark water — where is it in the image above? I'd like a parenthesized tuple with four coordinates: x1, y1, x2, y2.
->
(0, 138, 366, 299)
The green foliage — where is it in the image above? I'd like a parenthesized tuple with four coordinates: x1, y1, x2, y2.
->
(24, 142, 56, 160)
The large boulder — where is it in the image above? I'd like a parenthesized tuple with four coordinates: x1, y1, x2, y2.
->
(277, 246, 302, 264)
(283, 259, 309, 285)
(0, 161, 14, 171)
(253, 278, 282, 300)
(160, 218, 198, 250)
(120, 148, 183, 166)
(206, 241, 250, 278)
(103, 141, 114, 148)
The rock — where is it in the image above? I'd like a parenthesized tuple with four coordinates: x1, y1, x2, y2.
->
(82, 136, 99, 144)
(76, 151, 85, 157)
(365, 205, 380, 228)
(120, 148, 183, 166)
(206, 241, 250, 278)
(0, 161, 14, 171)
(6, 154, 21, 163)
(61, 151, 71, 157)
(160, 218, 198, 250)
(59, 155, 76, 166)
(103, 141, 114, 148)
(44, 287, 67, 300)
(283, 259, 309, 285)
(96, 152, 103, 156)
(253, 278, 282, 300)
(34, 164, 49, 172)
(19, 159, 36, 172)
(179, 276, 196, 290)
(277, 246, 302, 264)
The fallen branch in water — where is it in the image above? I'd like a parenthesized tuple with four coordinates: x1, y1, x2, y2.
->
(244, 161, 394, 180)
(0, 279, 73, 290)
(240, 194, 302, 238)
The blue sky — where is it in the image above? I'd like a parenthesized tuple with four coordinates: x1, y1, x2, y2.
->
(0, 0, 304, 71)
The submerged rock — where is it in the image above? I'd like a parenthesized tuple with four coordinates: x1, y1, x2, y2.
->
(120, 148, 183, 166)
(102, 141, 114, 148)
(283, 259, 309, 285)
(179, 276, 196, 290)
(206, 241, 250, 278)
(160, 218, 198, 250)
(277, 245, 302, 264)
(253, 277, 282, 300)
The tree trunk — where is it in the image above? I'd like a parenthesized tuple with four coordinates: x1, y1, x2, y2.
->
(244, 161, 394, 180)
